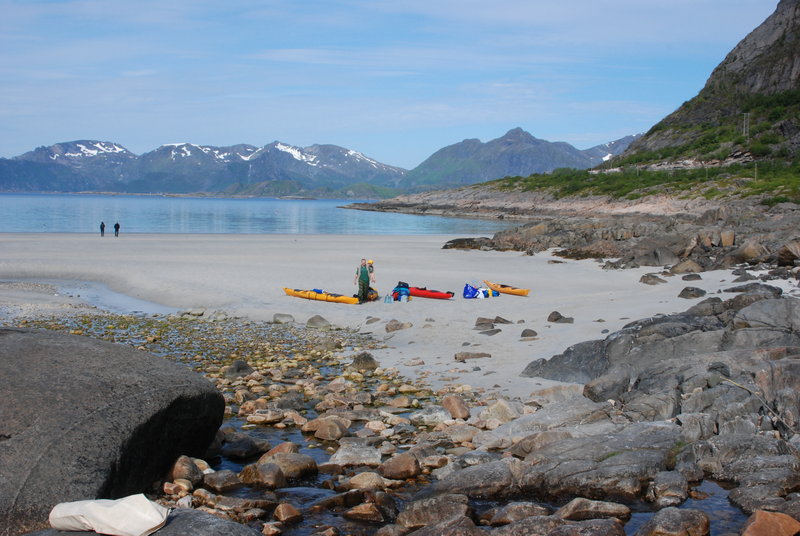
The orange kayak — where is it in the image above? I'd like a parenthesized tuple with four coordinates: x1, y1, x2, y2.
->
(483, 280, 530, 297)
(283, 287, 359, 304)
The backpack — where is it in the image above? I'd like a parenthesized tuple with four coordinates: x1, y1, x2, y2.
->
(463, 283, 479, 299)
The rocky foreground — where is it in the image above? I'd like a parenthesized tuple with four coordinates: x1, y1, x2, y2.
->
(2, 274, 800, 535)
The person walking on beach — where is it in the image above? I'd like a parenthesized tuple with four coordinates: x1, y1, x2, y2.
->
(114, 222, 120, 237)
(354, 258, 375, 303)
(100, 221, 105, 237)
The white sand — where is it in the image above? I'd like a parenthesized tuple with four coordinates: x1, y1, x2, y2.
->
(1, 232, 789, 399)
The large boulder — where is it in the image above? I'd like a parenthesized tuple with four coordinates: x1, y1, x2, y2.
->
(0, 328, 224, 533)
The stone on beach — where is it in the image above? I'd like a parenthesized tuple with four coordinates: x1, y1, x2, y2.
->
(640, 273, 667, 285)
(380, 451, 421, 480)
(272, 313, 295, 324)
(0, 328, 224, 532)
(306, 314, 331, 330)
(385, 319, 412, 332)
(454, 351, 491, 362)
(238, 462, 287, 489)
(442, 394, 470, 419)
(257, 452, 318, 479)
(348, 351, 379, 372)
(203, 469, 242, 493)
(168, 455, 204, 486)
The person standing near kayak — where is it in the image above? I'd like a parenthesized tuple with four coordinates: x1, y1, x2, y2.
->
(354, 258, 375, 303)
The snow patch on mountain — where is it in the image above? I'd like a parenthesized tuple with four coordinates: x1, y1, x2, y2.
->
(346, 149, 380, 169)
(275, 143, 318, 165)
(238, 149, 260, 161)
(52, 142, 128, 159)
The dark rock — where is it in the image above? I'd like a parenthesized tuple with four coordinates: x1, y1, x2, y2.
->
(547, 311, 574, 323)
(494, 316, 513, 324)
(520, 328, 538, 338)
(223, 359, 254, 378)
(479, 329, 502, 336)
(274, 391, 306, 410)
(640, 274, 667, 285)
(724, 282, 783, 297)
(678, 286, 707, 299)
(442, 237, 494, 250)
(522, 339, 606, 383)
(0, 328, 223, 532)
(682, 273, 703, 281)
(202, 469, 242, 493)
(220, 430, 271, 459)
(348, 352, 379, 372)
(474, 317, 495, 330)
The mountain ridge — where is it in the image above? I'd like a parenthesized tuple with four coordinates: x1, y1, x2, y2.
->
(0, 130, 636, 198)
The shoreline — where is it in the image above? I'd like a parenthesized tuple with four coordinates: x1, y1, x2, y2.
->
(3, 232, 797, 399)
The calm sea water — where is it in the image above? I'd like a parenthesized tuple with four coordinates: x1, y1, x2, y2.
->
(0, 193, 514, 235)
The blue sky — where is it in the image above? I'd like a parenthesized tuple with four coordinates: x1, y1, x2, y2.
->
(0, 1, 779, 169)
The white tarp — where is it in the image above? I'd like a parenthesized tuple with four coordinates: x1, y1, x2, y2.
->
(49, 494, 169, 536)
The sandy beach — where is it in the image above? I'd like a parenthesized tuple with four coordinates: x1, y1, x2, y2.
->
(2, 232, 793, 399)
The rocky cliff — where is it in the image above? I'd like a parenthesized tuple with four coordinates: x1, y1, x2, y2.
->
(622, 0, 800, 162)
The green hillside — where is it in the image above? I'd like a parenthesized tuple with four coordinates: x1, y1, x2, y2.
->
(493, 1, 799, 206)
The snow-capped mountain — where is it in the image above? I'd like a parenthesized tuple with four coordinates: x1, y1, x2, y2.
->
(1, 131, 638, 196)
(4, 140, 407, 196)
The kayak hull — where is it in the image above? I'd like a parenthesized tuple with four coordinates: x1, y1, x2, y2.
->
(409, 287, 454, 300)
(483, 280, 530, 297)
(284, 287, 359, 304)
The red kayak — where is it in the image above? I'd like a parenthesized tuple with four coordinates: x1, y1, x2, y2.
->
(409, 287, 454, 300)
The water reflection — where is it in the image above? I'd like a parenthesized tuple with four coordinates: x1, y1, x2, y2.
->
(0, 193, 516, 235)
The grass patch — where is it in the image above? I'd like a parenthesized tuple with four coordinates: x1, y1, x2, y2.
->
(491, 160, 800, 203)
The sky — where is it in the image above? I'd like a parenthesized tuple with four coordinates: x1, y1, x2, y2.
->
(0, 1, 779, 169)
